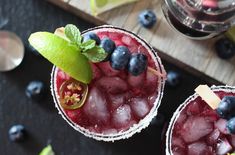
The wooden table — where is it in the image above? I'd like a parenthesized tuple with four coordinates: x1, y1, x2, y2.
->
(47, 0, 235, 85)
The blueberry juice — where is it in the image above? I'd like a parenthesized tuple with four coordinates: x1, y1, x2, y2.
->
(165, 86, 235, 155)
(51, 25, 166, 141)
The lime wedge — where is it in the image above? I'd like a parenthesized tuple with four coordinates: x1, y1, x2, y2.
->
(225, 26, 235, 43)
(29, 32, 92, 84)
(90, 0, 138, 15)
(39, 145, 55, 155)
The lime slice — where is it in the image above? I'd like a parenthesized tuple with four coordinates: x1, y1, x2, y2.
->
(39, 145, 55, 155)
(29, 32, 92, 84)
(90, 0, 138, 15)
(225, 26, 235, 43)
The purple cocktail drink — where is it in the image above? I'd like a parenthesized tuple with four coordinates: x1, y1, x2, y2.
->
(51, 25, 166, 141)
(166, 86, 235, 154)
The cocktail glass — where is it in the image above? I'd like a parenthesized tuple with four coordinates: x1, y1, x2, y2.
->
(51, 25, 166, 141)
(162, 0, 235, 39)
(165, 85, 235, 154)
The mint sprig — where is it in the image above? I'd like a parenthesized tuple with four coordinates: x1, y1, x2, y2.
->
(64, 24, 108, 62)
(83, 46, 107, 63)
(65, 24, 82, 46)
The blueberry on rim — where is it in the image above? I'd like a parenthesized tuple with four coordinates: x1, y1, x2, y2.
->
(128, 53, 148, 76)
(110, 46, 131, 70)
(216, 96, 235, 119)
(83, 32, 101, 45)
(138, 10, 157, 28)
(227, 117, 235, 134)
(100, 37, 116, 60)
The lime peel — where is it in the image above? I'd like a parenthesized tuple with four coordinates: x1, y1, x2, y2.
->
(225, 26, 235, 43)
(90, 0, 139, 15)
(39, 145, 55, 155)
(29, 32, 92, 84)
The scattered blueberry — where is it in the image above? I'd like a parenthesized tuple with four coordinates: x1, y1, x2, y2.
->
(110, 46, 131, 70)
(100, 37, 116, 60)
(128, 53, 147, 76)
(216, 96, 235, 119)
(215, 38, 235, 59)
(150, 113, 165, 127)
(8, 125, 26, 142)
(138, 10, 157, 28)
(83, 32, 100, 45)
(25, 81, 46, 101)
(166, 71, 181, 87)
(227, 117, 235, 134)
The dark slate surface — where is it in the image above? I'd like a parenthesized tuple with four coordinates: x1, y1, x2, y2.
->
(0, 0, 208, 154)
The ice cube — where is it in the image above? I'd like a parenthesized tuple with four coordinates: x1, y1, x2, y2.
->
(181, 116, 213, 143)
(176, 112, 187, 125)
(187, 141, 211, 155)
(57, 69, 70, 80)
(215, 118, 229, 134)
(102, 128, 118, 135)
(112, 104, 132, 128)
(207, 129, 220, 145)
(148, 92, 158, 106)
(216, 138, 232, 155)
(229, 134, 235, 148)
(97, 62, 120, 77)
(109, 92, 130, 110)
(145, 67, 158, 94)
(121, 35, 135, 46)
(97, 76, 128, 94)
(186, 101, 201, 115)
(97, 32, 108, 39)
(172, 147, 186, 155)
(114, 40, 125, 47)
(108, 32, 121, 40)
(127, 72, 145, 88)
(83, 87, 110, 125)
(90, 63, 102, 80)
(172, 137, 185, 149)
(130, 97, 150, 118)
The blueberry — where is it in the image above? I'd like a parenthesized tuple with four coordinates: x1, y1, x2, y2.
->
(110, 46, 131, 70)
(215, 38, 235, 59)
(227, 117, 235, 134)
(166, 71, 181, 87)
(83, 32, 100, 45)
(128, 53, 147, 76)
(26, 81, 46, 101)
(216, 96, 235, 119)
(100, 37, 116, 60)
(138, 10, 157, 28)
(150, 113, 165, 127)
(8, 125, 26, 142)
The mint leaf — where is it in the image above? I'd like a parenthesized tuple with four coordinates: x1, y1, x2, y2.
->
(81, 40, 96, 51)
(39, 145, 55, 155)
(65, 24, 82, 45)
(82, 46, 108, 62)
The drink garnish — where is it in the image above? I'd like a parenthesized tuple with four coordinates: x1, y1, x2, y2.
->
(226, 26, 235, 43)
(59, 79, 88, 110)
(90, 0, 138, 15)
(39, 145, 55, 155)
(28, 24, 108, 84)
(195, 85, 221, 109)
